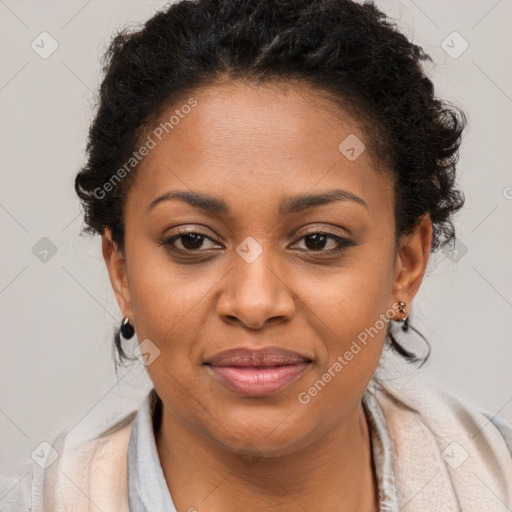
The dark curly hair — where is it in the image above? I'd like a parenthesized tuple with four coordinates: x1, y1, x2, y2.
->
(75, 0, 466, 367)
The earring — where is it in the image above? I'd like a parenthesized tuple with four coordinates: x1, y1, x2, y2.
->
(396, 301, 409, 332)
(120, 317, 135, 339)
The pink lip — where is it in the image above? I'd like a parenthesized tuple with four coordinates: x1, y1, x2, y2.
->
(205, 347, 312, 396)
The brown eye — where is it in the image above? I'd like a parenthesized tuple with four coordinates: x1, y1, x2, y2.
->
(293, 232, 354, 254)
(159, 230, 221, 253)
(175, 233, 206, 251)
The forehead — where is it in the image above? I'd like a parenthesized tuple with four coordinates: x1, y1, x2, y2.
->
(127, 80, 394, 220)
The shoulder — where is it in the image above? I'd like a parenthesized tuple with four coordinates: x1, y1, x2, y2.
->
(372, 356, 512, 466)
(0, 408, 139, 512)
(374, 349, 512, 457)
(425, 382, 512, 459)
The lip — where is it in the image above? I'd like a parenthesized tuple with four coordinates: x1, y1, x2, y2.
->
(204, 347, 312, 397)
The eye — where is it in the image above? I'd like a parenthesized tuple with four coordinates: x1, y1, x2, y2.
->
(159, 229, 221, 253)
(291, 231, 354, 254)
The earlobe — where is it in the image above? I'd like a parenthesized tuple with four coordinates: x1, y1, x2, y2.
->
(392, 213, 432, 304)
(101, 229, 132, 318)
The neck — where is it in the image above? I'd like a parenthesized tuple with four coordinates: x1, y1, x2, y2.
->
(155, 400, 378, 512)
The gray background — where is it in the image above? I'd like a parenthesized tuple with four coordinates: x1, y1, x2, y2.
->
(1, 0, 511, 476)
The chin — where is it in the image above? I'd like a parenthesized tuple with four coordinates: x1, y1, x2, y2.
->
(204, 403, 320, 458)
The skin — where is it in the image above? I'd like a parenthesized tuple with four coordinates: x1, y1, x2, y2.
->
(102, 80, 432, 511)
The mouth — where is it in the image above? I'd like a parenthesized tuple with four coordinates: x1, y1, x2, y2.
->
(204, 347, 312, 397)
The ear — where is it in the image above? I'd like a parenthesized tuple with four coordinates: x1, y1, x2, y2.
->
(101, 228, 132, 319)
(391, 213, 432, 313)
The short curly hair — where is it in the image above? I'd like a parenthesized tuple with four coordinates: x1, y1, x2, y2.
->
(75, 0, 466, 365)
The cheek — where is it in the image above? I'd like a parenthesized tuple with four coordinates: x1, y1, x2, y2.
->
(324, 270, 392, 354)
(124, 228, 215, 340)
(304, 247, 394, 348)
(296, 245, 395, 401)
(126, 253, 215, 419)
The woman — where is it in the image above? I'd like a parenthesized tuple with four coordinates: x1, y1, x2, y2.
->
(1, 0, 511, 510)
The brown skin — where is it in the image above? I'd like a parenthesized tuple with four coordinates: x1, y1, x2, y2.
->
(102, 80, 432, 511)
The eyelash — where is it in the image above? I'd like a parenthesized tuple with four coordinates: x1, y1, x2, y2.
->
(158, 229, 354, 256)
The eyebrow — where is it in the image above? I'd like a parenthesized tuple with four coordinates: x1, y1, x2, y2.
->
(147, 189, 368, 215)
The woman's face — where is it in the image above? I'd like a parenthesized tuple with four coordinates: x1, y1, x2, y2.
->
(103, 80, 431, 456)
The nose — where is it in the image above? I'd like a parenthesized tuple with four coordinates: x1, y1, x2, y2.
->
(216, 244, 296, 330)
